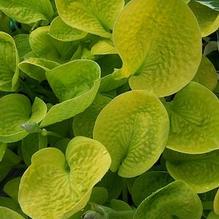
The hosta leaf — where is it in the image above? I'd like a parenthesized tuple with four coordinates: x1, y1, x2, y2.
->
(89, 187, 108, 205)
(0, 94, 47, 143)
(166, 82, 219, 154)
(195, 0, 219, 11)
(91, 40, 117, 56)
(113, 0, 202, 97)
(214, 189, 219, 215)
(55, 0, 124, 38)
(0, 32, 19, 91)
(0, 0, 54, 24)
(40, 60, 101, 127)
(134, 181, 203, 219)
(73, 94, 111, 138)
(49, 16, 87, 42)
(208, 212, 219, 219)
(93, 90, 169, 177)
(18, 58, 59, 82)
(0, 207, 24, 219)
(189, 1, 219, 37)
(165, 149, 219, 193)
(109, 199, 132, 211)
(193, 56, 218, 90)
(131, 171, 173, 206)
(19, 136, 111, 219)
(14, 34, 31, 59)
(4, 177, 21, 201)
(0, 142, 7, 161)
(30, 26, 77, 62)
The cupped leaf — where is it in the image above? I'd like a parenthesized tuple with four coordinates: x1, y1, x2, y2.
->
(165, 149, 219, 193)
(30, 26, 77, 62)
(19, 136, 111, 219)
(134, 181, 203, 219)
(93, 90, 169, 177)
(131, 171, 173, 206)
(0, 0, 54, 24)
(0, 94, 47, 143)
(73, 94, 112, 138)
(55, 0, 124, 38)
(214, 189, 219, 215)
(14, 34, 31, 59)
(40, 60, 101, 127)
(18, 58, 59, 82)
(189, 1, 219, 37)
(0, 207, 24, 219)
(4, 177, 21, 201)
(195, 0, 219, 11)
(0, 32, 19, 91)
(91, 40, 117, 56)
(49, 16, 87, 42)
(90, 187, 108, 205)
(193, 56, 218, 90)
(166, 82, 219, 154)
(113, 0, 202, 97)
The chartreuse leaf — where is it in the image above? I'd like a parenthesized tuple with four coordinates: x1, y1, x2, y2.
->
(4, 177, 21, 201)
(0, 94, 47, 143)
(93, 90, 169, 177)
(166, 82, 219, 154)
(165, 149, 219, 193)
(73, 94, 111, 138)
(131, 171, 173, 206)
(30, 26, 77, 62)
(40, 60, 101, 127)
(0, 207, 24, 219)
(189, 1, 219, 37)
(113, 0, 202, 97)
(14, 34, 31, 59)
(0, 142, 7, 161)
(55, 0, 124, 38)
(208, 212, 219, 219)
(0, 32, 19, 91)
(134, 181, 203, 219)
(18, 58, 59, 82)
(214, 189, 219, 215)
(49, 16, 87, 42)
(91, 40, 117, 56)
(195, 0, 219, 11)
(193, 56, 218, 91)
(18, 136, 111, 219)
(0, 0, 54, 24)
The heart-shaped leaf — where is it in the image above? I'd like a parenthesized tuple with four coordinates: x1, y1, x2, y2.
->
(40, 60, 101, 127)
(193, 56, 218, 90)
(93, 90, 169, 177)
(0, 0, 54, 24)
(165, 149, 219, 193)
(166, 82, 219, 154)
(113, 0, 202, 97)
(55, 0, 124, 38)
(18, 136, 111, 219)
(0, 32, 19, 92)
(73, 94, 112, 138)
(131, 171, 173, 206)
(214, 189, 219, 215)
(0, 94, 47, 143)
(0, 207, 24, 219)
(49, 16, 87, 42)
(189, 1, 219, 37)
(134, 181, 203, 219)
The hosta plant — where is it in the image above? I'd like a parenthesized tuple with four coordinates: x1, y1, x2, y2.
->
(0, 0, 219, 218)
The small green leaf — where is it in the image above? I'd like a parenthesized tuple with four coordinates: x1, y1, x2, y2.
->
(0, 142, 7, 161)
(93, 90, 169, 177)
(134, 181, 203, 219)
(0, 207, 24, 219)
(49, 16, 87, 42)
(208, 212, 219, 219)
(0, 31, 19, 91)
(4, 177, 21, 201)
(55, 0, 124, 38)
(189, 1, 219, 37)
(90, 187, 109, 205)
(73, 94, 112, 138)
(0, 94, 47, 143)
(19, 136, 111, 219)
(41, 60, 101, 127)
(131, 171, 173, 206)
(18, 58, 59, 82)
(195, 0, 219, 11)
(113, 0, 202, 97)
(0, 0, 54, 24)
(214, 189, 219, 215)
(166, 82, 219, 154)
(193, 56, 218, 91)
(91, 40, 117, 56)
(165, 149, 219, 193)
(14, 34, 31, 59)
